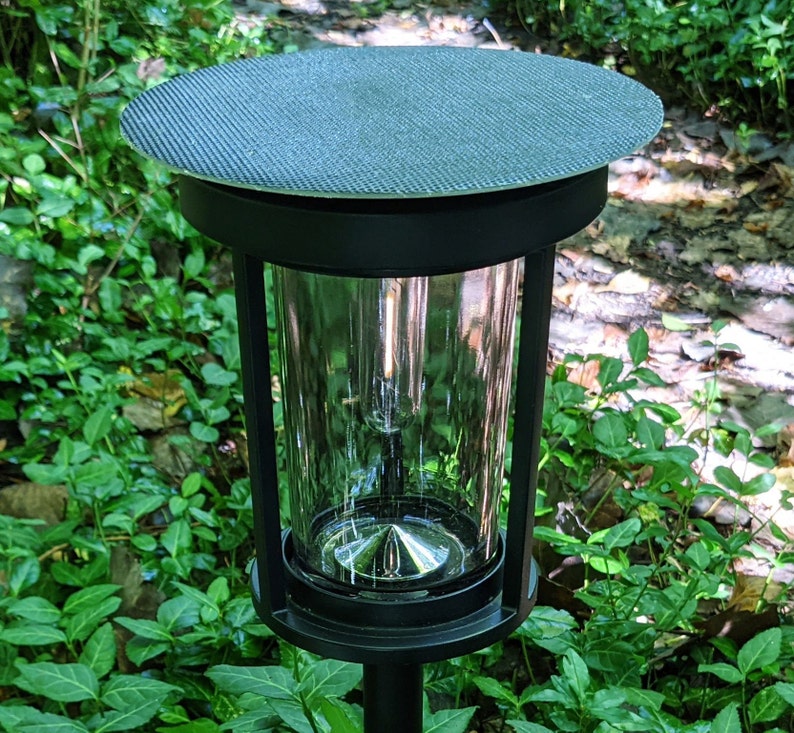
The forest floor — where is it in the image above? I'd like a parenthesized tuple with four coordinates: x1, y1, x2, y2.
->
(232, 0, 794, 574)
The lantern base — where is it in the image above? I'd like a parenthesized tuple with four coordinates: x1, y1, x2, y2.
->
(250, 531, 537, 665)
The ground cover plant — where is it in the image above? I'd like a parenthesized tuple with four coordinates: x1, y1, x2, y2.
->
(504, 0, 792, 131)
(1, 1, 793, 731)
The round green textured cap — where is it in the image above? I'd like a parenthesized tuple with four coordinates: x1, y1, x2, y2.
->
(121, 46, 662, 199)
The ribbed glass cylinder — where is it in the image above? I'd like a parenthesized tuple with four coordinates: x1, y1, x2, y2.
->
(273, 260, 520, 595)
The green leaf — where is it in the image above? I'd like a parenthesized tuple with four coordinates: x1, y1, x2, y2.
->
(161, 518, 192, 557)
(507, 723, 555, 733)
(592, 413, 628, 450)
(124, 637, 170, 666)
(473, 676, 519, 706)
(190, 421, 220, 443)
(597, 357, 624, 389)
(201, 362, 238, 387)
(300, 659, 361, 702)
(740, 472, 775, 496)
(183, 248, 206, 280)
(0, 623, 67, 646)
(737, 627, 781, 677)
(749, 685, 788, 724)
(7, 596, 61, 624)
(79, 623, 117, 679)
(319, 699, 362, 733)
(266, 699, 314, 733)
(0, 706, 90, 732)
(36, 193, 74, 218)
(714, 466, 743, 493)
(561, 650, 590, 702)
(14, 662, 99, 703)
(627, 328, 649, 366)
(74, 460, 120, 488)
(83, 406, 114, 446)
(775, 681, 794, 706)
(65, 595, 122, 643)
(698, 663, 743, 684)
(709, 702, 742, 733)
(207, 665, 296, 699)
(114, 617, 173, 642)
(601, 517, 641, 550)
(63, 584, 121, 616)
(97, 676, 179, 733)
(157, 595, 201, 631)
(424, 706, 477, 733)
(0, 207, 35, 225)
(22, 154, 46, 175)
(661, 313, 694, 331)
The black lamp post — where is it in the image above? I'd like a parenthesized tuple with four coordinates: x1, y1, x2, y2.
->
(122, 46, 661, 732)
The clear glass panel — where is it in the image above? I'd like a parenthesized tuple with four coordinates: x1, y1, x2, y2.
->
(273, 260, 520, 594)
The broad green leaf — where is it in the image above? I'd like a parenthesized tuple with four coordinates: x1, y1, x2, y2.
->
(266, 699, 314, 733)
(0, 207, 35, 225)
(201, 362, 238, 387)
(597, 357, 624, 389)
(207, 664, 295, 699)
(0, 622, 67, 646)
(10, 556, 40, 594)
(698, 663, 743, 684)
(7, 596, 61, 624)
(22, 153, 47, 176)
(319, 699, 362, 733)
(14, 662, 99, 702)
(601, 518, 641, 550)
(157, 595, 201, 631)
(737, 627, 781, 676)
(124, 637, 170, 666)
(775, 681, 794, 706)
(83, 406, 114, 446)
(749, 685, 788, 724)
(63, 584, 121, 616)
(714, 466, 743, 493)
(79, 623, 117, 679)
(74, 460, 119, 488)
(661, 313, 693, 332)
(619, 687, 665, 710)
(190, 421, 220, 443)
(0, 706, 90, 732)
(183, 248, 206, 280)
(627, 328, 649, 366)
(161, 518, 192, 557)
(114, 617, 173, 642)
(740, 472, 775, 496)
(507, 722, 555, 733)
(207, 576, 230, 606)
(562, 650, 590, 702)
(424, 706, 477, 733)
(710, 704, 740, 733)
(181, 472, 203, 498)
(97, 676, 179, 733)
(299, 658, 361, 702)
(592, 413, 628, 450)
(473, 676, 518, 706)
(101, 675, 179, 709)
(65, 595, 122, 642)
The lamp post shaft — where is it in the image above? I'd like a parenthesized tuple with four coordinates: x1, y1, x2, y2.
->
(363, 663, 423, 733)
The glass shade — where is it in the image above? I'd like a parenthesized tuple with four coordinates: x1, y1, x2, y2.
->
(274, 260, 520, 594)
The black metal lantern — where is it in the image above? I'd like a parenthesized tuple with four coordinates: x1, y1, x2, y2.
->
(122, 46, 662, 732)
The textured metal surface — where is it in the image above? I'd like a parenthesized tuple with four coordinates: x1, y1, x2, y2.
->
(121, 46, 662, 199)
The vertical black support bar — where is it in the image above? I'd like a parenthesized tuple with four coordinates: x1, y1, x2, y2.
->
(502, 246, 556, 613)
(232, 251, 287, 614)
(363, 664, 423, 733)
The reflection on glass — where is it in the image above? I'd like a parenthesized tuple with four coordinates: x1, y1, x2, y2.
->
(273, 260, 520, 594)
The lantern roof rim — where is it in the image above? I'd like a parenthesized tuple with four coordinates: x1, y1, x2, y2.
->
(121, 46, 662, 201)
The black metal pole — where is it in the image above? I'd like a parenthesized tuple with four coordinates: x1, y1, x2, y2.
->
(363, 663, 423, 733)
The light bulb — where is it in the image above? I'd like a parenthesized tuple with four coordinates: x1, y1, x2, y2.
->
(358, 277, 427, 435)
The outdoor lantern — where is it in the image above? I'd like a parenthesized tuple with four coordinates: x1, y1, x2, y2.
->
(122, 46, 662, 732)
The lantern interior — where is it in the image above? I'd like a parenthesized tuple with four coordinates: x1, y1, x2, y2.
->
(273, 260, 520, 594)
